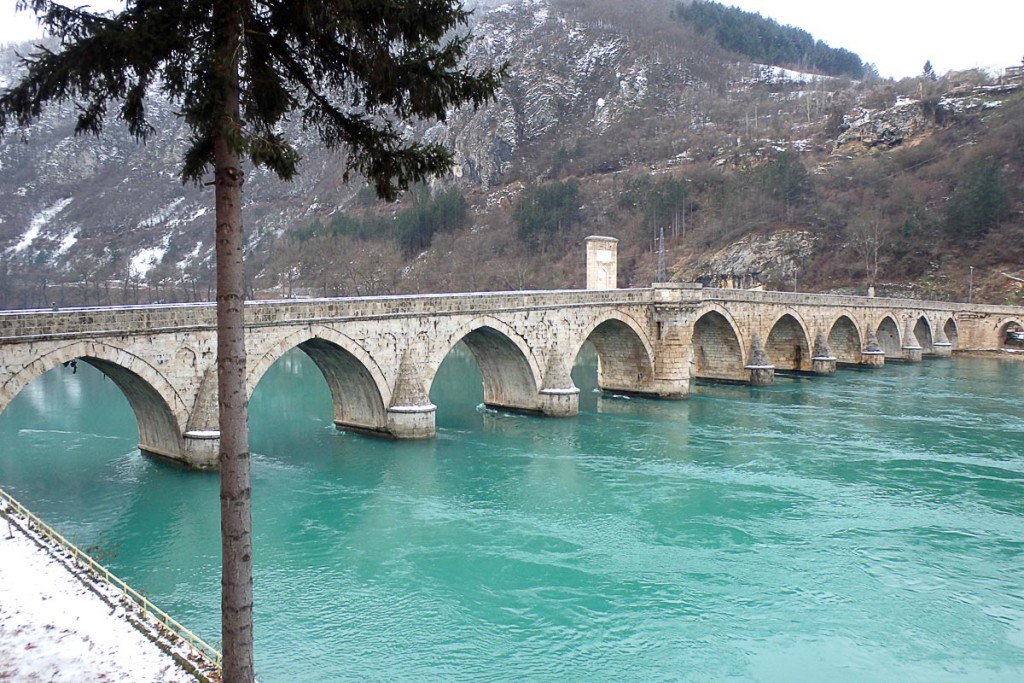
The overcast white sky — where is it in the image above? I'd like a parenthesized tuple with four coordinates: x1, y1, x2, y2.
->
(1, 1, 1021, 79)
(724, 0, 1023, 78)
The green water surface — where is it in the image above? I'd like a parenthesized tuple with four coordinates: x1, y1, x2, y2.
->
(1, 346, 1022, 682)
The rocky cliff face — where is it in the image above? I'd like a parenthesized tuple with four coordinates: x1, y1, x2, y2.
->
(834, 81, 1021, 153)
(440, 0, 708, 187)
(687, 231, 817, 289)
(443, 1, 626, 185)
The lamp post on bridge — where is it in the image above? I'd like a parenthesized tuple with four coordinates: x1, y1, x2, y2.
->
(969, 266, 974, 304)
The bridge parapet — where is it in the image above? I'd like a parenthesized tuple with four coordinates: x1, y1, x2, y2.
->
(5, 289, 1019, 343)
(0, 289, 657, 341)
(244, 288, 657, 324)
(701, 289, 948, 312)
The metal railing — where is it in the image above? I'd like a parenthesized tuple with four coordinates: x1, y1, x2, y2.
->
(0, 486, 222, 674)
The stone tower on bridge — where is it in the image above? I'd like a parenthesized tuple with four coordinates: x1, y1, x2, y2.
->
(586, 236, 618, 290)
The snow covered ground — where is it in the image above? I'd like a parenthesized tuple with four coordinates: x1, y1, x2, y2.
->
(0, 504, 215, 682)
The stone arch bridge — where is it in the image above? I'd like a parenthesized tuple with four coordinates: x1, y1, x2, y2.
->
(1, 285, 1019, 469)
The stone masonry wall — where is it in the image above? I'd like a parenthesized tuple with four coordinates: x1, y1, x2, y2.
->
(1, 287, 1020, 468)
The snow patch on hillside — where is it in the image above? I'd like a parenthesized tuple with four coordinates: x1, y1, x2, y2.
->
(8, 197, 73, 253)
(177, 240, 206, 270)
(129, 233, 172, 278)
(137, 198, 185, 229)
(54, 227, 79, 258)
(745, 64, 838, 85)
(130, 246, 167, 278)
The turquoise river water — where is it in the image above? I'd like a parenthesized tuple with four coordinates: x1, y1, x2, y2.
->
(1, 346, 1022, 682)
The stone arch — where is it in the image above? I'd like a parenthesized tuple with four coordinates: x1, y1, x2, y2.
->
(573, 310, 657, 394)
(914, 316, 934, 354)
(691, 308, 746, 382)
(765, 312, 812, 371)
(247, 326, 389, 435)
(0, 341, 186, 460)
(876, 316, 902, 358)
(436, 316, 542, 413)
(827, 314, 862, 365)
(999, 318, 1024, 348)
(943, 318, 959, 350)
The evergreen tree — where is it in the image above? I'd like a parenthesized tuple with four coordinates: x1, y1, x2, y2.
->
(755, 150, 812, 219)
(0, 2, 501, 681)
(514, 179, 581, 251)
(673, 0, 864, 78)
(946, 157, 1009, 240)
(644, 177, 690, 237)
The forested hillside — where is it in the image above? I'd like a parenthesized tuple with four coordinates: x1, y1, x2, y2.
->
(672, 0, 867, 78)
(1, 0, 1021, 309)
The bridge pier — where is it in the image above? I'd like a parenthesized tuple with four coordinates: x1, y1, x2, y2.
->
(811, 332, 837, 376)
(747, 365, 775, 386)
(536, 353, 580, 416)
(385, 405, 437, 439)
(901, 346, 923, 362)
(384, 353, 437, 438)
(861, 352, 885, 368)
(901, 319, 923, 362)
(811, 356, 836, 375)
(645, 377, 689, 399)
(861, 331, 885, 368)
(745, 332, 775, 386)
(181, 431, 220, 470)
(131, 432, 218, 471)
(650, 321, 691, 399)
(537, 388, 580, 416)
(932, 326, 953, 357)
(594, 383, 689, 400)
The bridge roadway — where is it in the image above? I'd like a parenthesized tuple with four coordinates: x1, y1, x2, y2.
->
(1, 285, 1020, 469)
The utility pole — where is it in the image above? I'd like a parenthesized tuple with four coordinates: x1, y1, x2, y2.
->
(969, 266, 974, 304)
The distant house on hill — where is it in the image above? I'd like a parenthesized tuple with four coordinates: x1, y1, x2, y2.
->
(1003, 65, 1024, 84)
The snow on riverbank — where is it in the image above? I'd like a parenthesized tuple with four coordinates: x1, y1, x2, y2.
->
(0, 503, 215, 682)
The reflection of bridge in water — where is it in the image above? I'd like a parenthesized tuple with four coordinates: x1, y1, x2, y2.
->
(1, 285, 1021, 469)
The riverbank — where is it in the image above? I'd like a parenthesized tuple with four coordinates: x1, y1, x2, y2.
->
(0, 496, 219, 682)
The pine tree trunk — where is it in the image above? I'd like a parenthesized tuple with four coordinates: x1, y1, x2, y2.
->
(213, 3, 254, 681)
